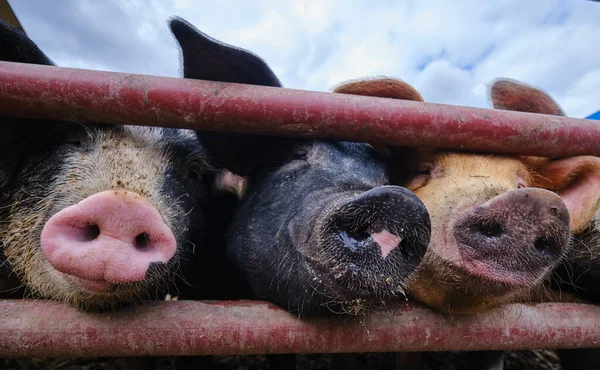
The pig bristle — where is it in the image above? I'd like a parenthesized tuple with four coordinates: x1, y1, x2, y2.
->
(1, 126, 205, 310)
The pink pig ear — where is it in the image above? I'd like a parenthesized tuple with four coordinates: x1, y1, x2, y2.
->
(333, 77, 424, 154)
(530, 156, 600, 234)
(334, 77, 427, 184)
(489, 78, 566, 116)
(333, 76, 424, 102)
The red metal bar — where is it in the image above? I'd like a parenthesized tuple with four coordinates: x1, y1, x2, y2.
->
(0, 300, 598, 357)
(0, 61, 599, 158)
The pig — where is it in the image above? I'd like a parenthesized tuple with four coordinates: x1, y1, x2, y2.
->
(488, 78, 600, 370)
(169, 17, 432, 316)
(0, 19, 214, 311)
(332, 77, 575, 315)
(488, 78, 600, 304)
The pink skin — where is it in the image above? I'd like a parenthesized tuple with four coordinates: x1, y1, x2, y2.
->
(40, 191, 177, 292)
(372, 230, 402, 259)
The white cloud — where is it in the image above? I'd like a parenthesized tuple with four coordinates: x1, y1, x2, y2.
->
(8, 0, 600, 118)
(415, 60, 476, 106)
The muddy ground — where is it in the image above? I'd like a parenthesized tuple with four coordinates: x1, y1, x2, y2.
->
(2, 349, 562, 369)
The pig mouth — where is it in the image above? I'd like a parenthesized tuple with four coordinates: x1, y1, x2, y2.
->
(304, 231, 419, 305)
(65, 273, 144, 294)
(301, 227, 416, 306)
(453, 257, 535, 291)
(433, 236, 538, 292)
(72, 276, 115, 293)
(301, 258, 402, 312)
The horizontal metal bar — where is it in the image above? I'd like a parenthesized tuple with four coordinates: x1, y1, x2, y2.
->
(0, 300, 599, 357)
(0, 61, 599, 158)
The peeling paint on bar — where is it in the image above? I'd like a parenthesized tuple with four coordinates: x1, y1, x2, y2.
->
(0, 61, 599, 158)
(0, 300, 599, 357)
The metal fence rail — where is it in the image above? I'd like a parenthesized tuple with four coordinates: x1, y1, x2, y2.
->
(0, 300, 598, 357)
(1, 62, 599, 357)
(1, 61, 599, 158)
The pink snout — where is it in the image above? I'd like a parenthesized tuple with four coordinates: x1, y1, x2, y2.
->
(40, 191, 177, 292)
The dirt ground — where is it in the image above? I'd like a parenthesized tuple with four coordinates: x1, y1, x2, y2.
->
(2, 349, 562, 370)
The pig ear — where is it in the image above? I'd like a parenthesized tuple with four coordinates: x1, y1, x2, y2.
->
(0, 19, 55, 184)
(213, 170, 248, 199)
(169, 17, 281, 87)
(333, 77, 424, 102)
(0, 19, 54, 66)
(334, 77, 426, 184)
(530, 156, 600, 234)
(169, 16, 283, 176)
(489, 78, 565, 116)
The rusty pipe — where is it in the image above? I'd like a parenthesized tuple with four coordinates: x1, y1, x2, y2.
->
(0, 300, 599, 357)
(0, 61, 599, 158)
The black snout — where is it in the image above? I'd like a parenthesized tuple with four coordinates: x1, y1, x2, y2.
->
(317, 186, 430, 294)
(329, 186, 429, 258)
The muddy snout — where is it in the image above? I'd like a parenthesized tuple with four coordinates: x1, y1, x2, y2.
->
(40, 190, 177, 292)
(323, 186, 430, 266)
(454, 188, 570, 275)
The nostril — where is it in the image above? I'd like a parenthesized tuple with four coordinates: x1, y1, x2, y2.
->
(347, 224, 370, 242)
(77, 224, 100, 242)
(399, 239, 414, 259)
(534, 236, 555, 255)
(135, 232, 151, 251)
(334, 217, 374, 253)
(471, 220, 504, 239)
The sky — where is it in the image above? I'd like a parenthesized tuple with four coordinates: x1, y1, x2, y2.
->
(8, 0, 600, 118)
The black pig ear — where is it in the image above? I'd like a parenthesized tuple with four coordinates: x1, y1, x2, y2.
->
(0, 19, 54, 66)
(0, 19, 53, 144)
(0, 19, 55, 186)
(169, 16, 284, 176)
(169, 17, 281, 87)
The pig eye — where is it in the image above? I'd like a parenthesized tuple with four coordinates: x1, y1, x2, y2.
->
(286, 144, 311, 165)
(417, 165, 431, 176)
(406, 162, 435, 190)
(516, 178, 527, 189)
(67, 140, 82, 148)
(292, 148, 308, 160)
(417, 162, 436, 177)
(185, 161, 204, 181)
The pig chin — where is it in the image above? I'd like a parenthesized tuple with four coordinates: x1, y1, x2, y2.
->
(409, 259, 532, 315)
(36, 255, 176, 311)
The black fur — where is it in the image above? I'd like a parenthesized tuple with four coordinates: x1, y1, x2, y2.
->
(170, 17, 431, 316)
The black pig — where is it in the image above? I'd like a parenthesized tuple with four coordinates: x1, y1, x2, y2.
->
(170, 17, 431, 316)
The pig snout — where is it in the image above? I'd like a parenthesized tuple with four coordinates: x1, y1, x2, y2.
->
(454, 188, 570, 283)
(319, 185, 430, 292)
(40, 190, 177, 292)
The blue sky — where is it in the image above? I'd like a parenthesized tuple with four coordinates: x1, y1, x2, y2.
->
(8, 0, 600, 118)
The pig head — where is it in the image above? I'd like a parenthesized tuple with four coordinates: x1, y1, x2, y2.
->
(333, 77, 574, 314)
(170, 17, 431, 316)
(0, 19, 212, 311)
(489, 78, 600, 304)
